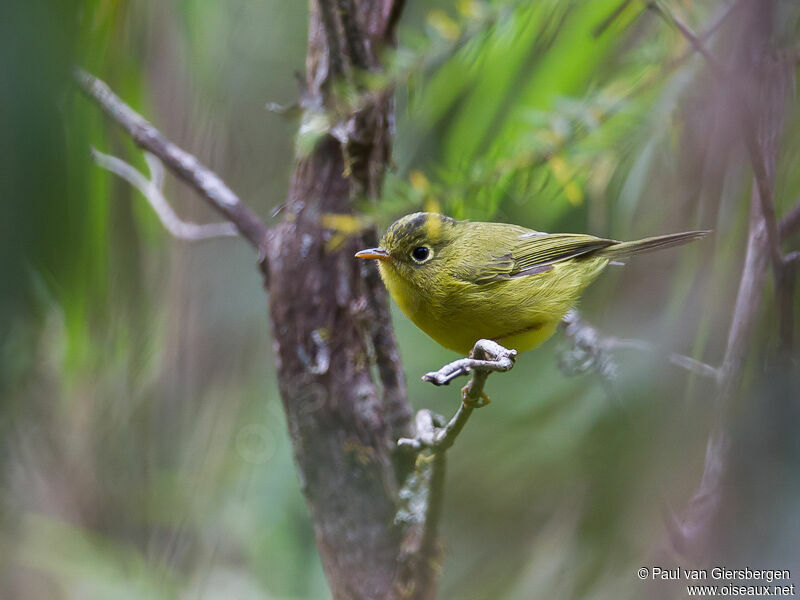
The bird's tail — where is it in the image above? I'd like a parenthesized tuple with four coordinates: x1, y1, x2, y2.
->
(599, 230, 711, 261)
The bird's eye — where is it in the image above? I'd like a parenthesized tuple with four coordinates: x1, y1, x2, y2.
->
(411, 246, 432, 263)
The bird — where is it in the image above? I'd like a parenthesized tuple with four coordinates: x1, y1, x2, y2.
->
(355, 212, 709, 355)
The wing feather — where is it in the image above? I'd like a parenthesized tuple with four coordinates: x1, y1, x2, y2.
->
(468, 233, 616, 284)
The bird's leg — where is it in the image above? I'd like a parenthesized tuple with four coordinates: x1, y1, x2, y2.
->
(461, 381, 491, 407)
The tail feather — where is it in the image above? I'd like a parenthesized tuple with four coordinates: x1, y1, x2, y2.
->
(599, 230, 711, 261)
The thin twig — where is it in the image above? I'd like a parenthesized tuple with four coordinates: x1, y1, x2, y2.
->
(92, 149, 238, 241)
(421, 351, 516, 387)
(651, 1, 727, 73)
(75, 68, 269, 250)
(558, 310, 717, 381)
(606, 338, 719, 380)
(398, 339, 516, 452)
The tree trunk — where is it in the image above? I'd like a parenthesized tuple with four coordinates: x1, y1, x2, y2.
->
(262, 1, 432, 598)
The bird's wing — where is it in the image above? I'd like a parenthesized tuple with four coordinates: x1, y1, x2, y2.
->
(468, 233, 617, 284)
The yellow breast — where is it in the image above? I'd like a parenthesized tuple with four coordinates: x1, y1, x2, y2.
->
(378, 258, 607, 355)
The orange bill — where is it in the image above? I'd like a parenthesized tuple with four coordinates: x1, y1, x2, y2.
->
(355, 248, 390, 260)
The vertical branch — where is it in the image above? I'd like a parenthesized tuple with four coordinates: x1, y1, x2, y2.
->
(717, 200, 770, 406)
(262, 2, 437, 599)
(337, 0, 371, 69)
(669, 1, 790, 555)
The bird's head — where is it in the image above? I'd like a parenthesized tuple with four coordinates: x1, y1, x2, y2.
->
(355, 212, 458, 288)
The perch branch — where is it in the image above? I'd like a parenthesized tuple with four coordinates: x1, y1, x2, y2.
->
(395, 339, 516, 591)
(421, 346, 517, 387)
(75, 68, 269, 251)
(399, 339, 516, 452)
(92, 149, 238, 241)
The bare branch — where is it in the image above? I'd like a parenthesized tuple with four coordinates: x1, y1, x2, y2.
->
(92, 149, 238, 241)
(665, 429, 729, 555)
(75, 68, 269, 251)
(743, 129, 785, 274)
(667, 192, 770, 557)
(558, 310, 717, 381)
(399, 339, 516, 452)
(650, 1, 727, 73)
(605, 338, 719, 380)
(394, 410, 445, 598)
(718, 179, 777, 400)
(398, 402, 473, 454)
(421, 344, 517, 387)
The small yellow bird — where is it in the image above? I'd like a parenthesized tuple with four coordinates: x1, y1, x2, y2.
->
(356, 212, 709, 355)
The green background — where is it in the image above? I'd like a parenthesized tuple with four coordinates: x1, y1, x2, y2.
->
(2, 1, 799, 598)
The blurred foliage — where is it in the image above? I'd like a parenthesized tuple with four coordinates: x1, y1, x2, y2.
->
(2, 1, 799, 599)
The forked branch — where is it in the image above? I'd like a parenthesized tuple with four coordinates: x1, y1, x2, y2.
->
(75, 68, 269, 251)
(399, 339, 517, 451)
(92, 149, 238, 241)
(421, 341, 517, 387)
(395, 339, 516, 592)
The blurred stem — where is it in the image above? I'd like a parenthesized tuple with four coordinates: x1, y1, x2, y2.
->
(558, 310, 718, 381)
(717, 191, 770, 407)
(671, 191, 769, 552)
(605, 338, 718, 380)
(91, 149, 238, 241)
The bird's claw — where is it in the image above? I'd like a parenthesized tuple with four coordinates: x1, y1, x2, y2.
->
(461, 384, 491, 407)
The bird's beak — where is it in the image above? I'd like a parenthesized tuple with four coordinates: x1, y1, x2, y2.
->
(355, 247, 390, 261)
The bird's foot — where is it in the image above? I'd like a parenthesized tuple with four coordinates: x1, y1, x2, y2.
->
(461, 384, 490, 407)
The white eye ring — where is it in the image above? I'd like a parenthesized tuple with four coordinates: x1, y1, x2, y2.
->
(410, 245, 433, 264)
